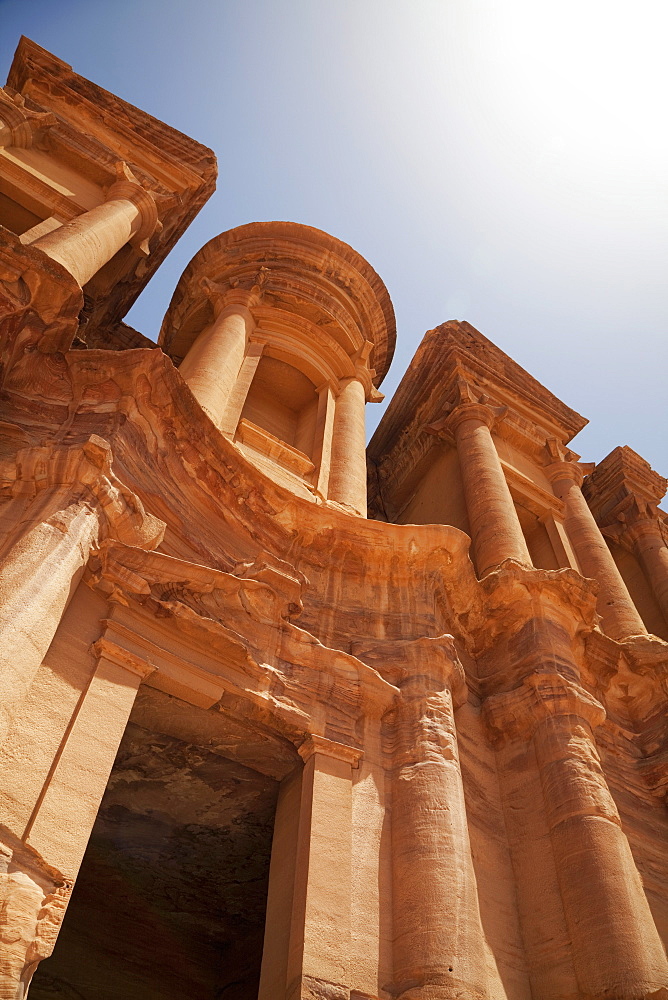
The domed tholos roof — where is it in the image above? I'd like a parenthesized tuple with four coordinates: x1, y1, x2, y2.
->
(159, 221, 396, 387)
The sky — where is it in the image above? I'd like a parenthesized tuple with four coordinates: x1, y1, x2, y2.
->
(1, 0, 666, 471)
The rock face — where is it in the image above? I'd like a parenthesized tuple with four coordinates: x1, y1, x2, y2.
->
(0, 35, 667, 1000)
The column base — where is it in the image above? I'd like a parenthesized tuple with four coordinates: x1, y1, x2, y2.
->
(391, 976, 488, 1000)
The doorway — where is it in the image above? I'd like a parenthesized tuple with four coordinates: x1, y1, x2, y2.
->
(29, 720, 279, 999)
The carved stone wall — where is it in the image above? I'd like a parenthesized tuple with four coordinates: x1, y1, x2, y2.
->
(0, 36, 667, 1000)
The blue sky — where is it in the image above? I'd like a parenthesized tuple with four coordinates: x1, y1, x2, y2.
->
(1, 0, 666, 472)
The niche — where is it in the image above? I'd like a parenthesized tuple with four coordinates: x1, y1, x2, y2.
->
(239, 355, 319, 459)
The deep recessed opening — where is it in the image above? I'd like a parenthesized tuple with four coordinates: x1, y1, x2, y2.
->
(29, 722, 279, 1000)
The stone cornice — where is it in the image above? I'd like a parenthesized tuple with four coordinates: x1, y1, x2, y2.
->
(584, 445, 667, 514)
(369, 322, 587, 474)
(582, 445, 668, 548)
(84, 542, 400, 746)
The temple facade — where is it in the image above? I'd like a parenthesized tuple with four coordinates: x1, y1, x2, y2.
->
(0, 36, 667, 1000)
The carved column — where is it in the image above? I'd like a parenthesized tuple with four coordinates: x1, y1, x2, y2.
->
(0, 846, 66, 1000)
(388, 636, 489, 1000)
(443, 398, 531, 576)
(0, 436, 164, 748)
(328, 374, 368, 515)
(624, 509, 668, 624)
(31, 163, 158, 287)
(311, 383, 336, 500)
(485, 674, 668, 999)
(178, 282, 257, 432)
(259, 735, 361, 1000)
(546, 459, 647, 639)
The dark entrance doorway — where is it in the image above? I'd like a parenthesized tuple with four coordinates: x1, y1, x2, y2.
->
(29, 720, 279, 999)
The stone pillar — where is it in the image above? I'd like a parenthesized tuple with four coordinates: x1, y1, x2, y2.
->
(485, 674, 668, 999)
(218, 340, 264, 437)
(178, 301, 255, 431)
(546, 460, 647, 640)
(258, 735, 361, 1000)
(0, 639, 157, 999)
(448, 402, 531, 576)
(311, 383, 336, 500)
(389, 637, 488, 1000)
(624, 514, 668, 625)
(31, 164, 158, 287)
(0, 437, 164, 749)
(328, 375, 368, 515)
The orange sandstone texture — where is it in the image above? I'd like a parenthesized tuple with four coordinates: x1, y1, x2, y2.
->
(0, 35, 667, 1000)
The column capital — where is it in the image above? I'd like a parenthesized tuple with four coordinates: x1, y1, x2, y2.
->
(427, 374, 509, 441)
(0, 87, 56, 148)
(336, 368, 383, 404)
(106, 161, 160, 253)
(90, 637, 158, 680)
(297, 734, 363, 767)
(199, 266, 270, 317)
(601, 495, 666, 550)
(483, 672, 606, 747)
(353, 633, 467, 708)
(544, 458, 596, 490)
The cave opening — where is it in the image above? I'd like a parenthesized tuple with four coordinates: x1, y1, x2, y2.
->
(29, 721, 280, 1000)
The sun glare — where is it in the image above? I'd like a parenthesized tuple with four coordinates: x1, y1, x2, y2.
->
(484, 1, 668, 175)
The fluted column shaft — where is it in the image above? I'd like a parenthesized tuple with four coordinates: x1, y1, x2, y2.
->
(179, 303, 254, 430)
(626, 517, 668, 624)
(31, 174, 158, 287)
(391, 644, 488, 1000)
(547, 462, 647, 639)
(450, 403, 531, 576)
(327, 375, 367, 515)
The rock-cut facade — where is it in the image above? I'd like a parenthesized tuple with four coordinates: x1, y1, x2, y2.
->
(0, 36, 667, 1000)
